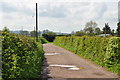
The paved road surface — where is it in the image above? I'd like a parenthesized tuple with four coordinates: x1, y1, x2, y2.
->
(42, 43, 119, 79)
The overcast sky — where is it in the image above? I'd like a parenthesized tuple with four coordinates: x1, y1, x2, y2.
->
(0, 0, 119, 33)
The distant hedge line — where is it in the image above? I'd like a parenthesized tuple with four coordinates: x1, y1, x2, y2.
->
(2, 32, 44, 79)
(39, 37, 49, 44)
(54, 36, 120, 75)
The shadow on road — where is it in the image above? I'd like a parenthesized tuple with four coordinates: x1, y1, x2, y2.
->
(41, 57, 51, 80)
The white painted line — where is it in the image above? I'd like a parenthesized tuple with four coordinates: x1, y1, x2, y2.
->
(47, 74, 51, 76)
(59, 65, 76, 68)
(69, 67, 80, 70)
(49, 64, 76, 68)
(49, 64, 84, 71)
(44, 53, 60, 56)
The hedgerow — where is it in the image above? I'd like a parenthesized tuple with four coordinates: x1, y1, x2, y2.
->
(54, 36, 120, 75)
(39, 37, 49, 44)
(2, 32, 44, 79)
(0, 34, 2, 79)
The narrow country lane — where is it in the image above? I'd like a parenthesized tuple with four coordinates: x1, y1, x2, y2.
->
(42, 43, 119, 79)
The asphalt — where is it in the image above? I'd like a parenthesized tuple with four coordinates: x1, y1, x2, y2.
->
(42, 43, 119, 79)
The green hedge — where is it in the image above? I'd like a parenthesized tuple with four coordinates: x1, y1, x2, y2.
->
(39, 37, 49, 44)
(54, 36, 120, 75)
(2, 32, 44, 79)
(0, 35, 2, 79)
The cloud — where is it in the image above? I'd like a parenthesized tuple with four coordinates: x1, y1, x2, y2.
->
(0, 0, 119, 3)
(0, 1, 118, 32)
(39, 4, 68, 18)
(1, 2, 35, 16)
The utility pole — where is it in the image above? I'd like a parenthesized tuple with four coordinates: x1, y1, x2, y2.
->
(36, 3, 38, 41)
(117, 2, 120, 37)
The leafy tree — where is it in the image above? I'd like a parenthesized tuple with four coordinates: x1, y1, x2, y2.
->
(84, 21, 97, 33)
(75, 31, 86, 36)
(103, 23, 111, 34)
(2, 27, 9, 33)
(95, 27, 101, 35)
(84, 27, 94, 33)
(43, 29, 49, 34)
(19, 31, 29, 36)
(117, 22, 120, 37)
(42, 31, 56, 42)
(111, 29, 115, 36)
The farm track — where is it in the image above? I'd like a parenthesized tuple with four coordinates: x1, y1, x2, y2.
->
(42, 43, 119, 79)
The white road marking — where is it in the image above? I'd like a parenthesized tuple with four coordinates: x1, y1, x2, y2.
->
(49, 64, 84, 71)
(45, 53, 60, 56)
(69, 67, 80, 70)
(49, 64, 76, 68)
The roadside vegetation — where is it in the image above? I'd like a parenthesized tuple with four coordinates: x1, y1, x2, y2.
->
(54, 36, 120, 75)
(72, 21, 119, 37)
(0, 32, 2, 79)
(2, 28, 44, 79)
(39, 37, 49, 44)
(1, 19, 120, 78)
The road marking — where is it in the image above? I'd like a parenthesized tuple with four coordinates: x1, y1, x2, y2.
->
(45, 53, 60, 56)
(69, 67, 80, 70)
(49, 64, 76, 68)
(69, 67, 84, 70)
(49, 64, 84, 71)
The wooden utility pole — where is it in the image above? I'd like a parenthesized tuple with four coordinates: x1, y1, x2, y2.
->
(36, 3, 38, 41)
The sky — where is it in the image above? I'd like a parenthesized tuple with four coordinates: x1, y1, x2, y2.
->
(0, 0, 119, 33)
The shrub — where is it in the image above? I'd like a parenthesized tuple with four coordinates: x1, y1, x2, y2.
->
(2, 32, 44, 79)
(54, 36, 120, 75)
(39, 37, 49, 44)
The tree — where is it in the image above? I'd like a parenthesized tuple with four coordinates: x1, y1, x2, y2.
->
(3, 27, 9, 33)
(43, 29, 49, 34)
(117, 22, 120, 37)
(84, 21, 97, 33)
(111, 29, 115, 36)
(103, 23, 111, 34)
(30, 30, 36, 37)
(42, 31, 56, 42)
(95, 27, 101, 35)
(75, 31, 86, 36)
(19, 31, 29, 36)
(84, 27, 94, 33)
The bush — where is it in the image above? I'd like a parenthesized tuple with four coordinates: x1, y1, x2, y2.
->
(42, 34, 56, 42)
(54, 36, 120, 75)
(39, 37, 49, 44)
(2, 32, 44, 79)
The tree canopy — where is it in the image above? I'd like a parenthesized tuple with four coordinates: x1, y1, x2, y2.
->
(117, 22, 120, 37)
(103, 23, 111, 34)
(75, 31, 86, 36)
(3, 27, 10, 33)
(84, 21, 97, 33)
